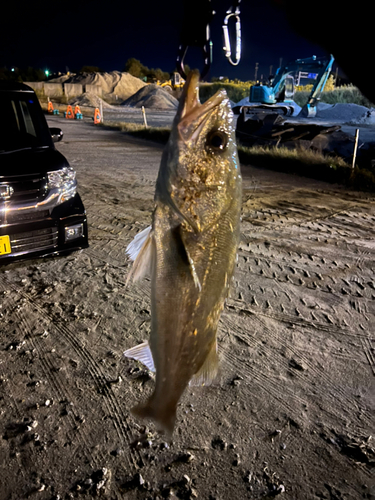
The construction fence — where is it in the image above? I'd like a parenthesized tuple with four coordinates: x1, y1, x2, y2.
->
(24, 82, 103, 98)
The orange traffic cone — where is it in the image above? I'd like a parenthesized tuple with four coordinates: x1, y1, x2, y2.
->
(74, 105, 83, 119)
(65, 105, 74, 119)
(48, 101, 59, 115)
(94, 108, 101, 124)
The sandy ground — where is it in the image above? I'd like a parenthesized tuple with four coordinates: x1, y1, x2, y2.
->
(0, 117, 374, 500)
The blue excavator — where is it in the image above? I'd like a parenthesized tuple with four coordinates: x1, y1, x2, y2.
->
(241, 54, 335, 117)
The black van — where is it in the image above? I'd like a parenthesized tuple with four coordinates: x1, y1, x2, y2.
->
(0, 82, 88, 262)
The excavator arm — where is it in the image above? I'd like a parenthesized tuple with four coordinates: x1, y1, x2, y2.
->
(248, 54, 334, 117)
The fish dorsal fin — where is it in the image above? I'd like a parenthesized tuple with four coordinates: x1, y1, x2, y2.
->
(124, 341, 155, 372)
(189, 339, 219, 387)
(126, 225, 153, 284)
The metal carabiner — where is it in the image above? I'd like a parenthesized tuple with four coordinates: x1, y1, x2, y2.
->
(222, 1, 241, 66)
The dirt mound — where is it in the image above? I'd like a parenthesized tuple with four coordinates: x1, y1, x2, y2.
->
(316, 102, 370, 122)
(347, 108, 375, 125)
(68, 92, 113, 109)
(235, 97, 251, 107)
(49, 71, 146, 100)
(121, 84, 179, 109)
(48, 74, 72, 83)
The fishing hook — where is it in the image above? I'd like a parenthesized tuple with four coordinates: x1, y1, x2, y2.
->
(176, 0, 215, 80)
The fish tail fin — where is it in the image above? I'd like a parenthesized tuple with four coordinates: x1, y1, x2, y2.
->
(131, 397, 176, 439)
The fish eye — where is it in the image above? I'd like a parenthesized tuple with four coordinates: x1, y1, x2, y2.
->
(206, 130, 228, 153)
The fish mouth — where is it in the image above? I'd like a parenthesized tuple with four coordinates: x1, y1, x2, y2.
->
(176, 70, 227, 143)
(178, 70, 201, 120)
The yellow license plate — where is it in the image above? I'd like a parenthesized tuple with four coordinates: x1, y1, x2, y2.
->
(0, 235, 11, 256)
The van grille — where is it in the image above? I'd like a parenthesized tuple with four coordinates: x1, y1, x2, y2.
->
(0, 174, 47, 204)
(9, 227, 58, 255)
(6, 209, 50, 224)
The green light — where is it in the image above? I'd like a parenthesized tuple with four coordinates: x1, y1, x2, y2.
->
(45, 69, 49, 77)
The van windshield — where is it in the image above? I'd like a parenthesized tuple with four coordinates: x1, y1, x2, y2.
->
(0, 92, 52, 153)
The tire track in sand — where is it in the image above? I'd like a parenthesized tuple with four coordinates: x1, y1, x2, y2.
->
(0, 275, 143, 470)
(220, 306, 373, 434)
(15, 304, 105, 467)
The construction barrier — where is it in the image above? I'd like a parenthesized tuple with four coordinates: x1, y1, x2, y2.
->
(64, 105, 74, 119)
(93, 108, 101, 124)
(47, 101, 59, 115)
(74, 105, 83, 120)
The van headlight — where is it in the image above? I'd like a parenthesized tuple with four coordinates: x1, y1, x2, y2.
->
(47, 167, 77, 203)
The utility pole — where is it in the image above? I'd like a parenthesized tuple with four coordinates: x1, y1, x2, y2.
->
(279, 57, 283, 69)
(269, 65, 273, 76)
(335, 66, 339, 88)
(254, 62, 259, 82)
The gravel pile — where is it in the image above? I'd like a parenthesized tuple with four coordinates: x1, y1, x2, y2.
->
(121, 84, 179, 109)
(48, 74, 71, 83)
(234, 97, 251, 107)
(50, 71, 146, 100)
(346, 108, 375, 125)
(316, 102, 371, 122)
(68, 92, 114, 109)
(232, 99, 375, 123)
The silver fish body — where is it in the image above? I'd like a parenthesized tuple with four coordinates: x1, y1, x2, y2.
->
(125, 71, 242, 436)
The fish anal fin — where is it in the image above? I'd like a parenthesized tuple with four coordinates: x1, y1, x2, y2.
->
(189, 339, 219, 387)
(126, 226, 154, 284)
(124, 341, 155, 372)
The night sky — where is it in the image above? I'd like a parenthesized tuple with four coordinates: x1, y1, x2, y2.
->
(1, 0, 334, 81)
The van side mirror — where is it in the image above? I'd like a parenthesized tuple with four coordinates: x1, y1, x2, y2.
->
(49, 127, 63, 142)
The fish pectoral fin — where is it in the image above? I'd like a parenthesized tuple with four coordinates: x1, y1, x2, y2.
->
(189, 339, 219, 387)
(125, 225, 154, 284)
(166, 191, 200, 233)
(126, 226, 152, 261)
(175, 226, 201, 291)
(124, 341, 156, 372)
(185, 246, 201, 291)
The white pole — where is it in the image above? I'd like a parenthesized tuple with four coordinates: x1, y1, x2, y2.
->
(141, 106, 148, 128)
(100, 101, 103, 123)
(352, 129, 359, 169)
